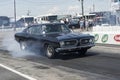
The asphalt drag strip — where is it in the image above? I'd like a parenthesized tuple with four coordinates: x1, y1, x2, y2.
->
(0, 64, 28, 80)
(0, 64, 36, 80)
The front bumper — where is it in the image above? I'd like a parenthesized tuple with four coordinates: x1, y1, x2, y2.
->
(55, 44, 95, 52)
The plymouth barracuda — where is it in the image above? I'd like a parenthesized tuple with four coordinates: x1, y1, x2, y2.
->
(15, 23, 95, 58)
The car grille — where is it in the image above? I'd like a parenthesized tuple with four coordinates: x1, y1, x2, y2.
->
(80, 38, 90, 45)
(63, 40, 78, 47)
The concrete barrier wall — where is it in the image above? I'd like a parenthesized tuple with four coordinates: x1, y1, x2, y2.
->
(88, 32, 120, 45)
(86, 26, 120, 45)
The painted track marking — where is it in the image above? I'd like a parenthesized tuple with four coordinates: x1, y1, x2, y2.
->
(0, 63, 37, 80)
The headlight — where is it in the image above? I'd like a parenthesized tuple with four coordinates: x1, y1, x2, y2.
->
(89, 38, 94, 43)
(60, 41, 64, 47)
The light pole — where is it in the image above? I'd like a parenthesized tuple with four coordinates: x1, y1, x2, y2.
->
(14, 0, 16, 31)
(78, 0, 84, 18)
(78, 0, 85, 29)
(27, 10, 31, 16)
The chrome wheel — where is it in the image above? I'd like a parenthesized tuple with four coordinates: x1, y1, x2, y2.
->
(46, 45, 55, 59)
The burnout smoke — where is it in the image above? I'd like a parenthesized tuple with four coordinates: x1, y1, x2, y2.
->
(2, 31, 37, 57)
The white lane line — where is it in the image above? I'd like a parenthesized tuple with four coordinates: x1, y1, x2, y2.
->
(0, 63, 37, 80)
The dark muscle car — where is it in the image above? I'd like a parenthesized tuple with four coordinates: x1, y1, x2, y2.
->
(15, 23, 95, 58)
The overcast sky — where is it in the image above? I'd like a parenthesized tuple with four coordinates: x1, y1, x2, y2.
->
(0, 0, 111, 17)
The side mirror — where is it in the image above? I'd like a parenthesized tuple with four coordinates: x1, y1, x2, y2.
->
(23, 28, 27, 33)
(42, 25, 47, 34)
(42, 31, 46, 34)
(72, 26, 75, 29)
(70, 26, 75, 32)
(70, 29, 73, 33)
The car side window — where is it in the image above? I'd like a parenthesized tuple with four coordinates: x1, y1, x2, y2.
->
(27, 26, 42, 35)
(61, 25, 70, 32)
(34, 26, 42, 35)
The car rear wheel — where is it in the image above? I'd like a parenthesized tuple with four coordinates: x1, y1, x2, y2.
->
(45, 45, 56, 59)
(78, 49, 87, 56)
(20, 41, 28, 50)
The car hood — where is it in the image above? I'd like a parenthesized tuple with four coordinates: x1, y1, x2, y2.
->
(46, 32, 94, 41)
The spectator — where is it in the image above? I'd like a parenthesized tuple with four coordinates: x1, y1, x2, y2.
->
(79, 19, 84, 30)
(88, 20, 94, 31)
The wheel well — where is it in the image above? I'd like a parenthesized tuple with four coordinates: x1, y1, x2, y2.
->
(44, 43, 49, 47)
(19, 40, 21, 43)
(18, 39, 23, 43)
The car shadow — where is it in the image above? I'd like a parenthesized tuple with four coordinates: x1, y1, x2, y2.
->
(55, 51, 99, 60)
(24, 49, 99, 61)
(23, 50, 100, 68)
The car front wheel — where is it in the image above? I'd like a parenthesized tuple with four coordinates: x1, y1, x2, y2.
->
(45, 45, 56, 59)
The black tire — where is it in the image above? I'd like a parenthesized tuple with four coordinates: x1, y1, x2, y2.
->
(20, 41, 28, 50)
(45, 45, 56, 59)
(78, 49, 87, 56)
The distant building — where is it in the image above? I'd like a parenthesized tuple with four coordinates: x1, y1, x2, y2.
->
(111, 0, 120, 25)
(36, 15, 57, 23)
(36, 14, 71, 23)
(16, 16, 35, 27)
(0, 16, 10, 27)
(74, 14, 96, 20)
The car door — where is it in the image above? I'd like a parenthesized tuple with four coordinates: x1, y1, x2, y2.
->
(26, 25, 42, 49)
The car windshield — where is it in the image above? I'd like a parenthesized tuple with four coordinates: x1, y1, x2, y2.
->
(43, 24, 71, 34)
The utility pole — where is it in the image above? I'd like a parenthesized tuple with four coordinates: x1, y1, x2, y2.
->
(14, 0, 16, 31)
(81, 0, 84, 17)
(78, 0, 85, 29)
(78, 0, 84, 17)
(93, 4, 95, 12)
(27, 10, 31, 16)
